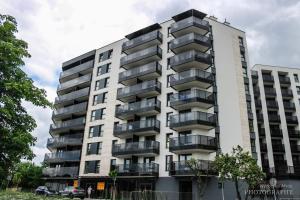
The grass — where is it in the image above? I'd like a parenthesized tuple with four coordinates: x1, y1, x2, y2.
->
(0, 191, 75, 200)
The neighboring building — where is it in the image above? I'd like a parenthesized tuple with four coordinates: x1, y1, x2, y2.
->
(251, 64, 300, 180)
(43, 9, 258, 199)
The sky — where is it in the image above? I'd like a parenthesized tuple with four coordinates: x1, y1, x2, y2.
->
(1, 0, 300, 164)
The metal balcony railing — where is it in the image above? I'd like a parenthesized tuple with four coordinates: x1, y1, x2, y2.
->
(169, 160, 215, 176)
(112, 141, 160, 156)
(50, 117, 85, 133)
(283, 102, 295, 110)
(266, 100, 278, 109)
(55, 87, 89, 105)
(42, 166, 79, 178)
(115, 163, 159, 176)
(279, 76, 291, 84)
(47, 135, 82, 149)
(60, 60, 94, 80)
(262, 75, 274, 82)
(170, 111, 216, 129)
(169, 135, 217, 152)
(52, 102, 87, 118)
(272, 144, 285, 152)
(114, 119, 160, 137)
(286, 116, 298, 124)
(57, 74, 91, 92)
(44, 150, 81, 163)
(264, 88, 276, 96)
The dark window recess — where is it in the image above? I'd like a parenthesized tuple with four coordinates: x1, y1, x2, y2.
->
(166, 112, 173, 127)
(167, 58, 171, 69)
(93, 92, 108, 105)
(97, 63, 111, 76)
(84, 160, 100, 173)
(89, 125, 103, 138)
(99, 49, 113, 62)
(297, 86, 300, 95)
(165, 155, 173, 171)
(238, 37, 244, 46)
(167, 27, 171, 37)
(294, 74, 299, 83)
(167, 92, 173, 106)
(110, 159, 116, 171)
(166, 133, 173, 148)
(91, 108, 106, 121)
(95, 78, 109, 90)
(87, 142, 102, 155)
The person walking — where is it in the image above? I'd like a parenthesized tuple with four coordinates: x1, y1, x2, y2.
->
(87, 185, 92, 199)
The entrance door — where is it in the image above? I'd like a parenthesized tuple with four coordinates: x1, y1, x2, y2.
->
(179, 181, 192, 200)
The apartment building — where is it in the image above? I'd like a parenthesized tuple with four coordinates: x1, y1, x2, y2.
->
(252, 64, 300, 180)
(43, 9, 258, 199)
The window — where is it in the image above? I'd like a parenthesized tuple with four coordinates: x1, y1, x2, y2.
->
(167, 27, 171, 37)
(244, 84, 250, 95)
(167, 74, 172, 87)
(91, 108, 106, 121)
(241, 52, 246, 62)
(242, 67, 247, 77)
(166, 133, 173, 148)
(179, 154, 192, 161)
(294, 74, 299, 83)
(167, 92, 173, 106)
(165, 155, 173, 171)
(97, 63, 111, 76)
(167, 58, 171, 69)
(108, 49, 113, 59)
(89, 125, 103, 138)
(238, 36, 244, 46)
(110, 159, 116, 171)
(93, 92, 108, 105)
(167, 42, 171, 53)
(84, 160, 100, 173)
(166, 112, 173, 127)
(297, 86, 300, 95)
(249, 121, 254, 132)
(99, 53, 104, 62)
(87, 142, 102, 155)
(95, 78, 109, 90)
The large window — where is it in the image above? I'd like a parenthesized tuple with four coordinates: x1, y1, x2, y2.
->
(98, 49, 113, 62)
(91, 108, 106, 121)
(95, 78, 109, 90)
(93, 92, 108, 105)
(89, 125, 103, 138)
(97, 63, 111, 76)
(84, 160, 100, 173)
(165, 155, 173, 171)
(87, 142, 102, 155)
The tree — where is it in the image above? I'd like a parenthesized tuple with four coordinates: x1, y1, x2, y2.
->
(12, 162, 44, 189)
(214, 146, 265, 200)
(0, 14, 52, 188)
(109, 170, 117, 200)
(186, 158, 210, 200)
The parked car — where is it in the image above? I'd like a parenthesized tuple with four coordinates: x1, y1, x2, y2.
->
(35, 186, 56, 196)
(60, 186, 85, 199)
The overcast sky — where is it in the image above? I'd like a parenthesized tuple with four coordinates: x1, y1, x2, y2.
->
(1, 0, 300, 164)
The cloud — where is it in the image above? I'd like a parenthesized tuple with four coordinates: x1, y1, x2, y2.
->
(1, 0, 300, 164)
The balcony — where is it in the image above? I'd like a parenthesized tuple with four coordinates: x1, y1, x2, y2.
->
(44, 150, 81, 163)
(264, 88, 276, 97)
(258, 128, 265, 136)
(42, 166, 79, 178)
(291, 145, 300, 153)
(262, 75, 274, 84)
(170, 33, 211, 54)
(117, 80, 161, 102)
(118, 62, 162, 86)
(122, 30, 162, 54)
(288, 130, 300, 138)
(47, 135, 82, 150)
(170, 89, 214, 110)
(170, 16, 210, 37)
(49, 117, 85, 135)
(266, 100, 278, 109)
(170, 50, 212, 72)
(59, 60, 94, 83)
(115, 163, 159, 177)
(283, 102, 296, 111)
(255, 100, 262, 108)
(279, 76, 291, 85)
(251, 71, 258, 79)
(253, 87, 260, 96)
(57, 74, 91, 95)
(112, 141, 160, 157)
(54, 87, 90, 106)
(169, 160, 216, 176)
(52, 102, 87, 120)
(169, 69, 214, 90)
(272, 144, 285, 153)
(115, 99, 161, 120)
(170, 111, 216, 131)
(113, 119, 160, 138)
(268, 114, 281, 123)
(270, 129, 283, 137)
(281, 89, 293, 99)
(286, 116, 298, 125)
(169, 135, 217, 153)
(120, 46, 162, 69)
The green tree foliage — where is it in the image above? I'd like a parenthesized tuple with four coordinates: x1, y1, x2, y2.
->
(109, 170, 118, 200)
(0, 14, 52, 188)
(214, 146, 265, 200)
(12, 162, 44, 189)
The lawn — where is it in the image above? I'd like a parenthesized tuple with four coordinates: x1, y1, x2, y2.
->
(0, 191, 73, 200)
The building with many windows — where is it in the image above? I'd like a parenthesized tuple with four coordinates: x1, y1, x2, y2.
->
(43, 9, 266, 199)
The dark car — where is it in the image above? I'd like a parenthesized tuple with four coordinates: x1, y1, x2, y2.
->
(60, 186, 85, 199)
(35, 186, 56, 196)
